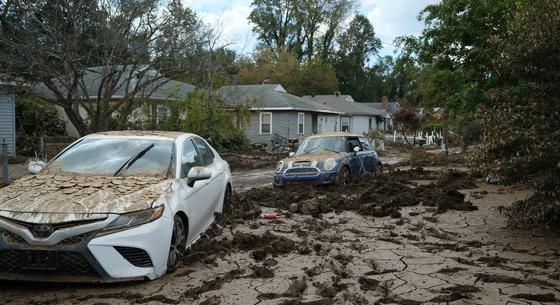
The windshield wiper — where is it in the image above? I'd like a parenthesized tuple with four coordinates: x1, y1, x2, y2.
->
(114, 143, 155, 176)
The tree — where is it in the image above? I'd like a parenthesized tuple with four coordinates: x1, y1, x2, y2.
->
(471, 1, 559, 229)
(0, 0, 204, 136)
(413, 0, 516, 120)
(333, 14, 381, 101)
(235, 49, 337, 96)
(248, 0, 355, 61)
(394, 107, 421, 149)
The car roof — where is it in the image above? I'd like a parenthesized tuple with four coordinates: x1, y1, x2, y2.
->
(87, 130, 193, 140)
(307, 132, 364, 139)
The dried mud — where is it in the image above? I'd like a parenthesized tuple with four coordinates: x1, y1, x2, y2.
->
(0, 175, 171, 221)
(0, 164, 559, 305)
(222, 150, 284, 172)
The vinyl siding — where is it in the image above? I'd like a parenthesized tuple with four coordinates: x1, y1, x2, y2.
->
(0, 94, 16, 156)
(245, 110, 313, 144)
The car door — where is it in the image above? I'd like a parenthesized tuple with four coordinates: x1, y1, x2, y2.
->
(178, 138, 214, 243)
(346, 137, 365, 175)
(192, 138, 224, 214)
(358, 137, 377, 172)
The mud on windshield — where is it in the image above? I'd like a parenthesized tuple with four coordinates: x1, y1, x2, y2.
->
(43, 138, 174, 177)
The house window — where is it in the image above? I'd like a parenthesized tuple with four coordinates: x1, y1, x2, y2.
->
(298, 113, 304, 134)
(341, 117, 350, 132)
(260, 112, 272, 134)
(157, 105, 169, 125)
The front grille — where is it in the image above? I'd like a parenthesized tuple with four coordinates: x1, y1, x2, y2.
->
(59, 232, 93, 246)
(115, 246, 153, 268)
(0, 250, 98, 277)
(0, 250, 18, 272)
(1, 217, 104, 235)
(293, 162, 312, 167)
(285, 167, 320, 176)
(1, 231, 26, 244)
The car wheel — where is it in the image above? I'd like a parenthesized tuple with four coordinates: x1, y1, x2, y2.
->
(167, 215, 187, 273)
(336, 166, 350, 185)
(223, 184, 232, 205)
(375, 162, 383, 176)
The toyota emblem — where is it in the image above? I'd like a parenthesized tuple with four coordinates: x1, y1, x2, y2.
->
(31, 224, 54, 238)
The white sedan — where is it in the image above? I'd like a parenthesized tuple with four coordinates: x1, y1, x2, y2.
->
(0, 131, 232, 282)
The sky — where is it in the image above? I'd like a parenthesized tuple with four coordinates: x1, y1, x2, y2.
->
(181, 0, 439, 58)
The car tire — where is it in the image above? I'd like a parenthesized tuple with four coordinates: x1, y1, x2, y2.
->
(375, 162, 383, 176)
(335, 166, 350, 185)
(167, 215, 187, 273)
(223, 184, 232, 206)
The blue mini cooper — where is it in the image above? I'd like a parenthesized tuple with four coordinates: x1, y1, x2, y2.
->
(273, 132, 382, 186)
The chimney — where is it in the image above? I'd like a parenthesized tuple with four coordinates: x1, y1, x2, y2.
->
(262, 78, 272, 85)
(381, 96, 389, 109)
(334, 91, 341, 97)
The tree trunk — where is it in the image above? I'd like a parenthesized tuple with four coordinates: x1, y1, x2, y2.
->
(402, 131, 412, 149)
(63, 106, 89, 137)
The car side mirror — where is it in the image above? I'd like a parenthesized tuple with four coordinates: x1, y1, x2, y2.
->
(289, 152, 295, 157)
(28, 160, 46, 175)
(353, 146, 360, 153)
(187, 166, 212, 187)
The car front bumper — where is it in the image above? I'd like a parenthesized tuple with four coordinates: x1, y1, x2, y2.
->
(0, 214, 173, 283)
(273, 170, 338, 186)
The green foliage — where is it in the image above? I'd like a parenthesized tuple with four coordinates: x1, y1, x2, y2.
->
(165, 91, 251, 151)
(248, 0, 355, 61)
(16, 97, 66, 136)
(366, 130, 385, 142)
(236, 49, 337, 96)
(333, 14, 381, 102)
(472, 1, 560, 229)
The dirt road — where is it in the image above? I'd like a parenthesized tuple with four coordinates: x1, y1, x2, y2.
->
(1, 164, 558, 305)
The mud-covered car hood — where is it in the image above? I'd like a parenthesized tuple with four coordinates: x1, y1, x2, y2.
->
(0, 175, 172, 223)
(283, 151, 346, 163)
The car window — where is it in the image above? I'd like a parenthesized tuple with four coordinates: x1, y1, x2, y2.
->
(193, 138, 215, 166)
(43, 138, 173, 177)
(181, 139, 202, 178)
(359, 137, 373, 151)
(346, 137, 361, 152)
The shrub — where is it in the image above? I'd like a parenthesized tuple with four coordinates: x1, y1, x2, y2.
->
(16, 97, 66, 136)
(162, 90, 251, 152)
(473, 1, 560, 229)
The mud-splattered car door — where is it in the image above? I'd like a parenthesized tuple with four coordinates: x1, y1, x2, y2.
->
(192, 138, 223, 214)
(178, 139, 215, 243)
(358, 136, 377, 172)
(346, 137, 367, 175)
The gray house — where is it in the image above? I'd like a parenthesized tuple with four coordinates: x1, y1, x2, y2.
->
(218, 84, 341, 144)
(34, 65, 195, 136)
(302, 93, 387, 134)
(363, 100, 401, 131)
(0, 94, 16, 156)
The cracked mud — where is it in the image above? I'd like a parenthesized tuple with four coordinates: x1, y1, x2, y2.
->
(0, 164, 559, 305)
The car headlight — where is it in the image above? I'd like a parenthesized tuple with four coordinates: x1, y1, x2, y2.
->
(323, 158, 337, 171)
(97, 205, 165, 236)
(276, 161, 284, 173)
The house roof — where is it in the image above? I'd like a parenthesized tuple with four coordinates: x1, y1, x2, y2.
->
(302, 94, 387, 116)
(34, 65, 195, 102)
(217, 84, 341, 114)
(363, 102, 400, 114)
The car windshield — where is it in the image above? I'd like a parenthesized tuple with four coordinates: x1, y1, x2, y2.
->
(43, 138, 174, 177)
(296, 136, 347, 155)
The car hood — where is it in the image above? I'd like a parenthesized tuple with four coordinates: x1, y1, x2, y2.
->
(284, 151, 346, 163)
(0, 174, 173, 223)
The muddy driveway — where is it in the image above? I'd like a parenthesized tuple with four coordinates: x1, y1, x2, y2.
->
(0, 165, 558, 305)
